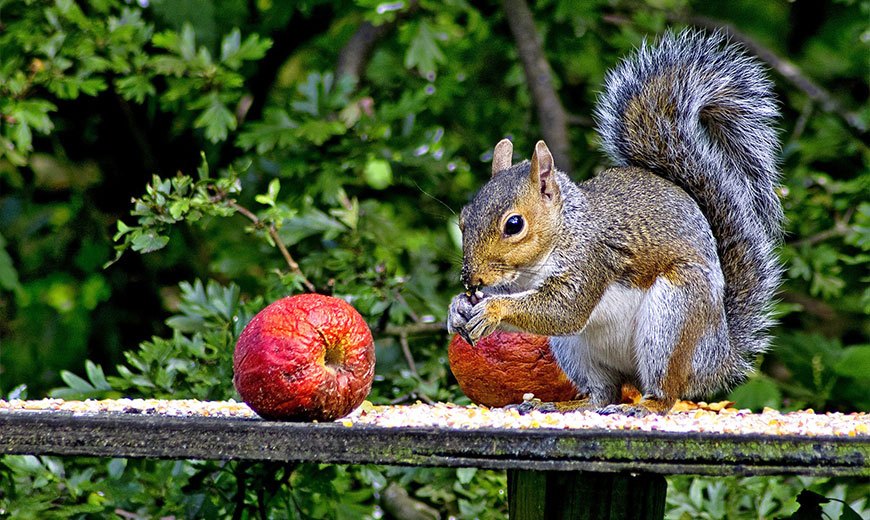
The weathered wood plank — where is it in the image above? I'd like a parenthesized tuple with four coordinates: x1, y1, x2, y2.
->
(1, 411, 867, 476)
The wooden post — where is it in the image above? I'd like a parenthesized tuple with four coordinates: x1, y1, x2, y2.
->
(508, 470, 667, 520)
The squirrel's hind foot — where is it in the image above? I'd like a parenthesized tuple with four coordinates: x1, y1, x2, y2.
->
(595, 403, 652, 418)
(504, 397, 593, 415)
(595, 398, 675, 417)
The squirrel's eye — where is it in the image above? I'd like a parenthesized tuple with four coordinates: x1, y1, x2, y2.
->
(503, 214, 524, 236)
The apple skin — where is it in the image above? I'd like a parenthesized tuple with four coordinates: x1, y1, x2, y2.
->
(233, 294, 375, 421)
(448, 331, 579, 408)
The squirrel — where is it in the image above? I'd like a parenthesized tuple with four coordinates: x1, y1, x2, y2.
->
(447, 30, 783, 416)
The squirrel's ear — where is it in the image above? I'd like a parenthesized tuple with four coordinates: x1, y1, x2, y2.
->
(491, 139, 513, 176)
(530, 140, 559, 202)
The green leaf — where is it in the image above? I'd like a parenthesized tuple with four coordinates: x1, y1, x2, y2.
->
(405, 20, 445, 73)
(11, 99, 56, 133)
(78, 77, 108, 96)
(277, 208, 346, 246)
(267, 178, 280, 200)
(194, 95, 237, 143)
(197, 152, 210, 180)
(3, 99, 57, 152)
(456, 467, 477, 484)
(59, 370, 96, 393)
(165, 315, 205, 333)
(363, 158, 393, 189)
(296, 119, 345, 145)
(219, 28, 241, 63)
(293, 73, 327, 116)
(237, 108, 298, 153)
(115, 75, 156, 103)
(0, 232, 21, 291)
(149, 54, 187, 76)
(112, 220, 132, 241)
(80, 275, 110, 309)
(833, 345, 870, 380)
(235, 33, 271, 62)
(131, 230, 170, 253)
(179, 23, 197, 61)
(85, 361, 112, 390)
(729, 376, 782, 411)
(7, 384, 27, 400)
(152, 29, 179, 52)
(255, 178, 280, 207)
(221, 29, 271, 68)
(169, 199, 190, 220)
(329, 194, 359, 230)
(107, 458, 127, 479)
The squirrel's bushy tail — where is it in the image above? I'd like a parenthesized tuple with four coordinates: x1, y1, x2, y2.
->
(594, 30, 782, 360)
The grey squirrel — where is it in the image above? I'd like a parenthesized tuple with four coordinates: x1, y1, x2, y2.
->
(447, 30, 782, 415)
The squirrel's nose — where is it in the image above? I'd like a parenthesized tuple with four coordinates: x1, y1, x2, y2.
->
(460, 265, 483, 289)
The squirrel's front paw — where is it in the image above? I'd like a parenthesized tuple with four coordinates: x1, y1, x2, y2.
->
(464, 297, 506, 344)
(447, 293, 474, 341)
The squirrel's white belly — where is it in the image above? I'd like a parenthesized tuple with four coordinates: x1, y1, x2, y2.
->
(547, 283, 646, 391)
(580, 283, 646, 374)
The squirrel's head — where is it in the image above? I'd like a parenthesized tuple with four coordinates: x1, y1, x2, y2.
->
(459, 139, 563, 292)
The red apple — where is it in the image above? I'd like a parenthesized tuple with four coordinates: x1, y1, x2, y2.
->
(448, 331, 579, 408)
(233, 293, 375, 421)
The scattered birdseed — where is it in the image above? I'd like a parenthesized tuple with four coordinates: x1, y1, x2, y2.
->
(0, 398, 256, 418)
(0, 399, 867, 437)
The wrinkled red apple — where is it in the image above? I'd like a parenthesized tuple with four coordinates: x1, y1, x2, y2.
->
(448, 331, 579, 408)
(233, 294, 375, 421)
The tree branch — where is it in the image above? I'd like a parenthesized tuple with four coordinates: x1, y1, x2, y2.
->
(335, 22, 392, 81)
(780, 291, 836, 321)
(567, 112, 594, 127)
(226, 200, 317, 293)
(398, 333, 419, 376)
(335, 3, 419, 82)
(502, 0, 573, 172)
(383, 322, 446, 336)
(788, 207, 854, 248)
(381, 482, 441, 520)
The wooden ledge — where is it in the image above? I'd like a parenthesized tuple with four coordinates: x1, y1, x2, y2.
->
(1, 410, 867, 476)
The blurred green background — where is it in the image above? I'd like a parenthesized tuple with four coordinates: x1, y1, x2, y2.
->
(0, 0, 867, 518)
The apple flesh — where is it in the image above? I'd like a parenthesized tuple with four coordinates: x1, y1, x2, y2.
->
(448, 331, 579, 408)
(233, 293, 375, 421)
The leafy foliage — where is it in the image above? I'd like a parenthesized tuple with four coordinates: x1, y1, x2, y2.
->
(666, 476, 868, 520)
(1, 0, 867, 517)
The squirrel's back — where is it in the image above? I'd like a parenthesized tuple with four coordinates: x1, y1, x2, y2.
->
(594, 30, 782, 363)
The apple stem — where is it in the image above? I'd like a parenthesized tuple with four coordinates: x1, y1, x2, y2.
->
(226, 200, 317, 293)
